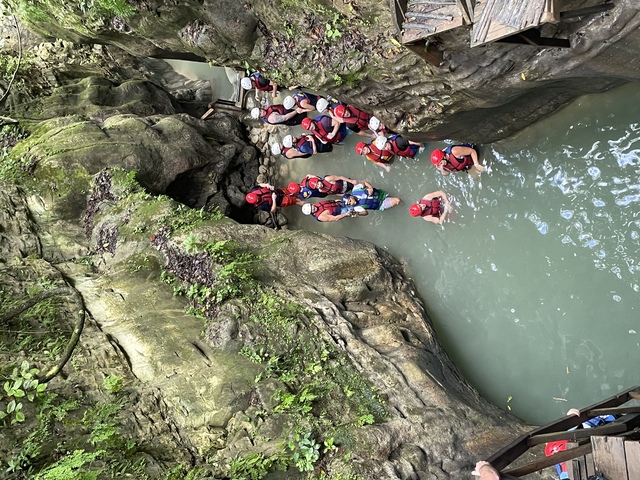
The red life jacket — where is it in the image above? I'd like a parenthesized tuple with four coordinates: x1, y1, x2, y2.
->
(443, 146, 474, 171)
(251, 186, 274, 205)
(365, 143, 394, 163)
(296, 136, 308, 149)
(313, 200, 342, 221)
(419, 197, 442, 217)
(312, 116, 334, 143)
(389, 136, 418, 158)
(250, 73, 271, 91)
(343, 105, 371, 131)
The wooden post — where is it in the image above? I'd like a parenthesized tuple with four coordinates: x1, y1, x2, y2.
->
(541, 0, 560, 24)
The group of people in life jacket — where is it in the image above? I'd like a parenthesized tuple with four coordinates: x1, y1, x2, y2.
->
(241, 72, 485, 224)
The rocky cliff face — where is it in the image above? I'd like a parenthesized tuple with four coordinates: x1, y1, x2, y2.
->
(0, 78, 541, 478)
(3, 0, 640, 142)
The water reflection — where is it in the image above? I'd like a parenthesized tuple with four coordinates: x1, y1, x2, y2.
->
(278, 82, 640, 424)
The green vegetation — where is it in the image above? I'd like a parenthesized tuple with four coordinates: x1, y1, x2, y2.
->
(1, 0, 136, 25)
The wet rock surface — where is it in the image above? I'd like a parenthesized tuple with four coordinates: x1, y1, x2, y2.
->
(3, 0, 640, 142)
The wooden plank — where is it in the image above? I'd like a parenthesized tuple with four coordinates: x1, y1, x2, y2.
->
(567, 442, 585, 480)
(487, 386, 640, 472)
(527, 422, 628, 446)
(625, 441, 640, 480)
(502, 443, 592, 477)
(585, 452, 596, 477)
(471, 0, 548, 47)
(588, 406, 640, 416)
(591, 436, 628, 480)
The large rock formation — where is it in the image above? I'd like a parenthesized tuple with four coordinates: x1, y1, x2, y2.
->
(0, 77, 543, 478)
(2, 0, 640, 142)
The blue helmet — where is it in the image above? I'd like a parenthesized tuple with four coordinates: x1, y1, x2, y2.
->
(300, 187, 313, 199)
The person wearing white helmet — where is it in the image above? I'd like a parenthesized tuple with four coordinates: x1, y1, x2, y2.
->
(301, 200, 359, 222)
(354, 136, 395, 172)
(250, 104, 306, 126)
(277, 134, 330, 159)
(240, 72, 280, 100)
(283, 91, 320, 113)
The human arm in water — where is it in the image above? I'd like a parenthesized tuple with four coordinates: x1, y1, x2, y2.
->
(450, 145, 484, 172)
(323, 175, 359, 185)
(472, 461, 500, 480)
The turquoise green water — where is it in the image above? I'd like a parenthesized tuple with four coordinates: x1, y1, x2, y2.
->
(276, 82, 640, 425)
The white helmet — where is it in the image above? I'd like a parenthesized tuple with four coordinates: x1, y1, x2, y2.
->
(250, 107, 260, 119)
(283, 96, 295, 110)
(375, 135, 388, 150)
(282, 135, 293, 148)
(240, 77, 252, 90)
(302, 203, 312, 215)
(316, 98, 328, 113)
(271, 143, 281, 156)
(369, 116, 381, 131)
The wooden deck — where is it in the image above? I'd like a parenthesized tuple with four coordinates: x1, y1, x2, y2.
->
(471, 0, 551, 47)
(485, 386, 640, 479)
(400, 0, 472, 45)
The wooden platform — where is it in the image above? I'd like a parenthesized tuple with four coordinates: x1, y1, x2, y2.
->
(471, 0, 549, 47)
(485, 386, 640, 478)
(567, 436, 640, 480)
(400, 0, 472, 44)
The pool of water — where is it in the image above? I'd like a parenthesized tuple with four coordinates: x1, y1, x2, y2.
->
(275, 82, 640, 425)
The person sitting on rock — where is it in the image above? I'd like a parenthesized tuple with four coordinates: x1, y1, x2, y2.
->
(302, 200, 361, 222)
(251, 105, 307, 126)
(301, 115, 347, 144)
(431, 144, 484, 175)
(386, 134, 424, 158)
(332, 104, 376, 138)
(355, 136, 395, 172)
(283, 91, 320, 114)
(342, 181, 400, 213)
(245, 183, 301, 213)
(241, 72, 279, 100)
(289, 174, 358, 199)
(409, 191, 450, 224)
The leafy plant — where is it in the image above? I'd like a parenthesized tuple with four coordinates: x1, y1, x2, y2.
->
(103, 375, 123, 395)
(1, 361, 47, 424)
(288, 431, 320, 473)
(33, 449, 105, 480)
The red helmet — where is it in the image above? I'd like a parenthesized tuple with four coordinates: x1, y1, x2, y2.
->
(355, 142, 366, 155)
(288, 182, 301, 195)
(301, 117, 313, 130)
(431, 149, 445, 165)
(334, 104, 346, 118)
(409, 203, 422, 217)
(307, 176, 319, 189)
(245, 192, 258, 204)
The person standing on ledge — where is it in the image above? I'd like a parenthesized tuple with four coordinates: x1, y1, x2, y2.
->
(431, 144, 484, 175)
(409, 191, 450, 224)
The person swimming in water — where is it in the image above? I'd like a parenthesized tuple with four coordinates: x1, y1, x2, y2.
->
(408, 191, 450, 224)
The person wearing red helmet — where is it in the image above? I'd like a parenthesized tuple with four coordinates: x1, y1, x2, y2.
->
(409, 191, 450, 224)
(301, 115, 347, 144)
(431, 144, 483, 175)
(333, 103, 376, 138)
(355, 136, 395, 172)
(245, 183, 301, 213)
(299, 174, 358, 198)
